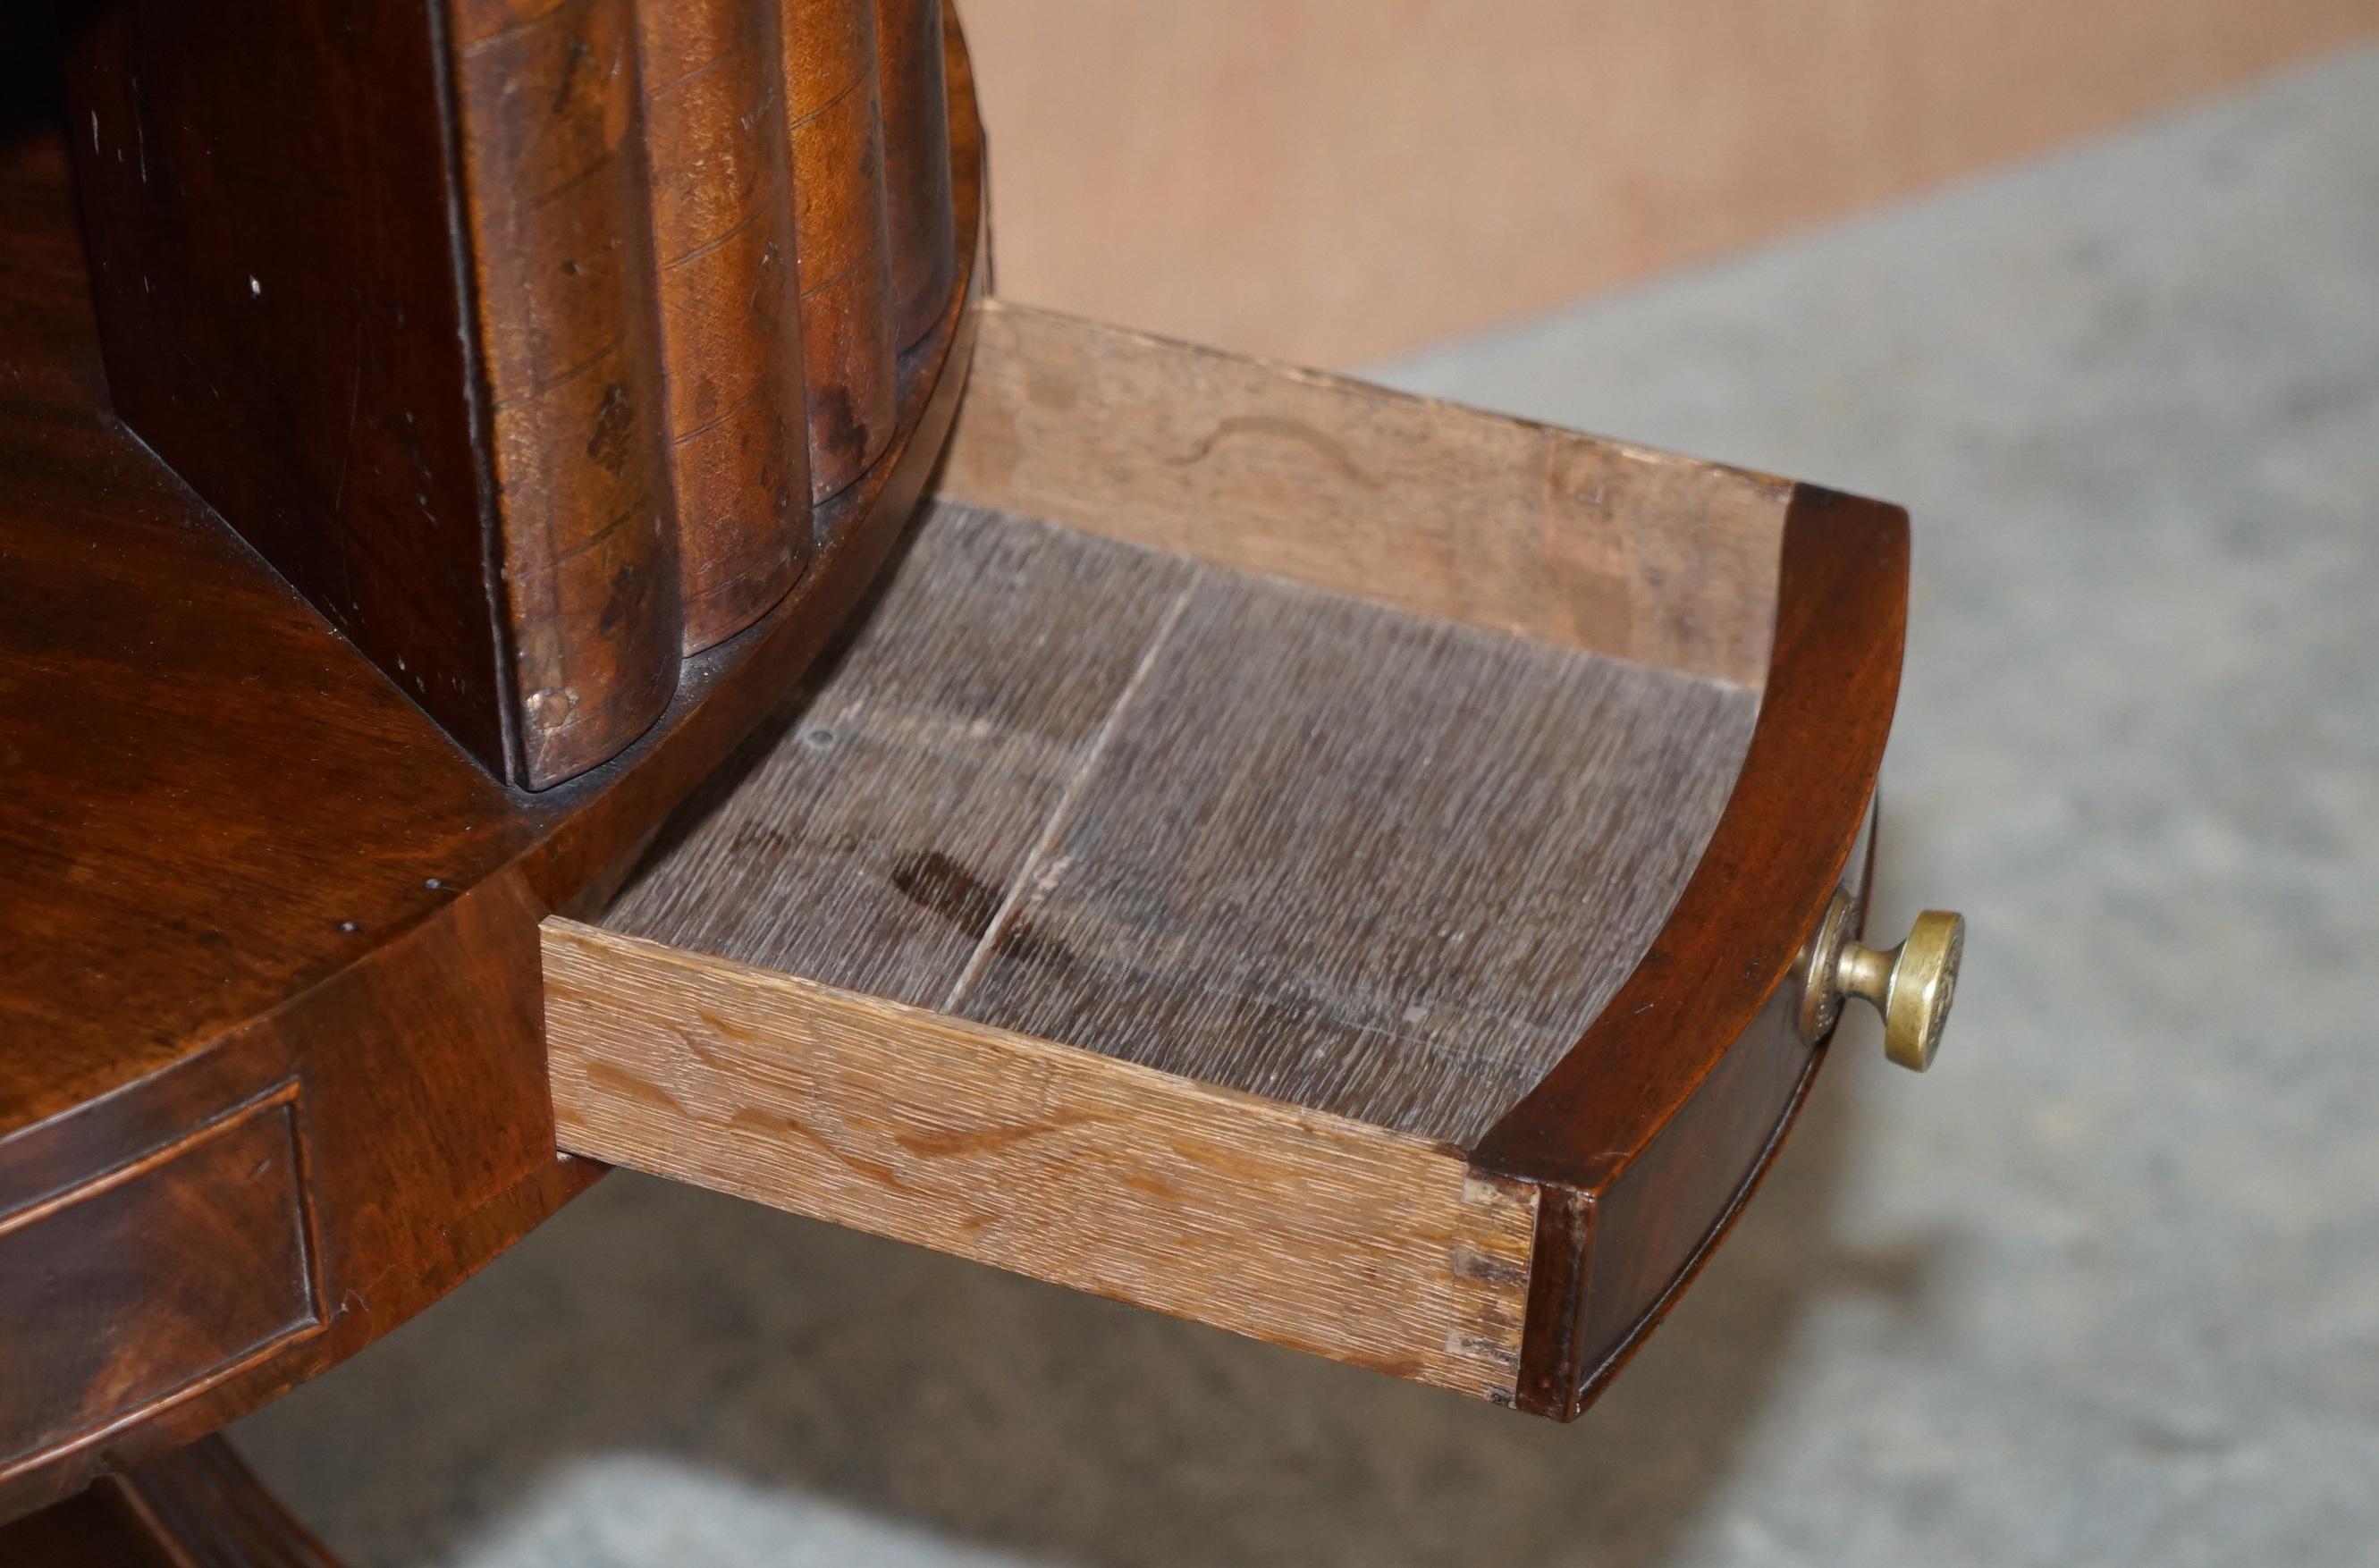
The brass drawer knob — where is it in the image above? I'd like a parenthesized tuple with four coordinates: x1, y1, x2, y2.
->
(1798, 892, 1965, 1071)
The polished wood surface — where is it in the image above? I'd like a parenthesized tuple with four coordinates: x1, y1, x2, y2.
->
(637, 0, 816, 653)
(786, 0, 900, 499)
(0, 863, 590, 1511)
(60, 0, 524, 777)
(0, 12, 984, 1513)
(0, 1088, 315, 1470)
(877, 0, 957, 349)
(61, 0, 971, 788)
(1477, 486, 1904, 1418)
(447, 0, 685, 783)
(11, 2, 1918, 1529)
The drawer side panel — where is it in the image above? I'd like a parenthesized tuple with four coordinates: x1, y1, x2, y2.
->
(543, 919, 1537, 1402)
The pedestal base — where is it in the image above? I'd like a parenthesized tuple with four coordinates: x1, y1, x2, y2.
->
(0, 1438, 341, 1567)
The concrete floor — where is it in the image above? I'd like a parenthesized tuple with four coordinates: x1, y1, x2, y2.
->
(237, 42, 2379, 1568)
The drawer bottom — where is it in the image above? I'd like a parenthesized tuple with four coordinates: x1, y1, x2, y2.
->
(605, 501, 1757, 1149)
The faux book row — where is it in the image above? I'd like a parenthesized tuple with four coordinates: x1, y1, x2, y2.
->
(455, 0, 957, 784)
(65, 0, 960, 790)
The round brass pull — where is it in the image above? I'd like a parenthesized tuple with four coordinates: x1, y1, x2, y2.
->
(1797, 892, 1965, 1071)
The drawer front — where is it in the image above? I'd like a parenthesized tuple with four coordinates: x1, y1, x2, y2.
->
(0, 1089, 320, 1473)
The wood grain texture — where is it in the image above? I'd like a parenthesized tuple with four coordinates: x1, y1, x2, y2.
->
(0, 869, 593, 1518)
(939, 301, 1792, 687)
(877, 0, 957, 348)
(63, 0, 696, 788)
(0, 1091, 316, 1472)
(953, 550, 1759, 1144)
(544, 920, 1540, 1402)
(786, 0, 899, 499)
(589, 349, 1911, 1417)
(449, 0, 683, 785)
(0, 74, 972, 1140)
(637, 0, 815, 653)
(0, 13, 982, 1505)
(612, 502, 1757, 1144)
(518, 13, 984, 909)
(964, 0, 2379, 364)
(608, 505, 1196, 1003)
(0, 122, 529, 1134)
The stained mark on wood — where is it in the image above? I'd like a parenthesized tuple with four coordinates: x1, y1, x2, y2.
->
(890, 849, 1000, 939)
(1168, 414, 1383, 490)
(609, 505, 1195, 1002)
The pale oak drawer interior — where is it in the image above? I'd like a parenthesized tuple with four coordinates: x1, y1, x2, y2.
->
(540, 300, 1907, 1420)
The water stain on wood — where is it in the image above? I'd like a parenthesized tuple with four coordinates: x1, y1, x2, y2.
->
(890, 848, 1000, 940)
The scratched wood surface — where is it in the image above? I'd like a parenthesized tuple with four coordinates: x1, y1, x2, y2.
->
(544, 920, 1540, 1400)
(609, 502, 1759, 1144)
(955, 550, 1760, 1145)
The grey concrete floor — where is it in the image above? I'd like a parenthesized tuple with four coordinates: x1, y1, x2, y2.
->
(237, 43, 2379, 1568)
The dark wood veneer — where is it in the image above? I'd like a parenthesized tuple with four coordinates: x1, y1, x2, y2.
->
(786, 0, 901, 500)
(638, 0, 815, 653)
(878, 0, 957, 349)
(60, 0, 513, 772)
(444, 0, 686, 784)
(0, 1089, 316, 1474)
(0, 13, 984, 1517)
(1475, 485, 1907, 1418)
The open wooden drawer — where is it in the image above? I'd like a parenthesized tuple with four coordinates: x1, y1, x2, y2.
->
(539, 300, 1960, 1420)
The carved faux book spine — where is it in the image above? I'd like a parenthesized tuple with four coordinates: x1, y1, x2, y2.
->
(57, 0, 956, 787)
(783, 0, 900, 503)
(875, 0, 956, 350)
(61, 0, 522, 777)
(635, 0, 815, 653)
(448, 0, 683, 786)
(4, 11, 982, 1504)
